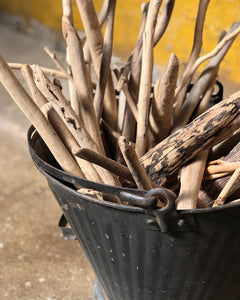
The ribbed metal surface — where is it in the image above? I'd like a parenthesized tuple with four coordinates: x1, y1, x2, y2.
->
(47, 177, 240, 300)
(29, 129, 240, 300)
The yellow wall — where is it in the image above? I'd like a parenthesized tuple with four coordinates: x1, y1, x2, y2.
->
(1, 0, 240, 83)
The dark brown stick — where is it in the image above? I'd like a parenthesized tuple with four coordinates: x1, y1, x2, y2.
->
(119, 136, 153, 190)
(141, 91, 240, 184)
(73, 147, 134, 182)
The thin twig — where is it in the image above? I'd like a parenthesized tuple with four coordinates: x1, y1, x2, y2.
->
(44, 46, 72, 81)
(173, 24, 238, 130)
(175, 22, 240, 98)
(9, 63, 69, 79)
(173, 0, 210, 117)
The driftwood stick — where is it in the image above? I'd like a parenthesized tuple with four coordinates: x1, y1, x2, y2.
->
(118, 136, 153, 190)
(213, 168, 240, 207)
(209, 129, 240, 161)
(173, 0, 210, 116)
(118, 3, 149, 95)
(75, 0, 118, 130)
(21, 64, 47, 108)
(73, 147, 134, 182)
(175, 22, 240, 98)
(0, 53, 84, 178)
(119, 3, 149, 144)
(136, 0, 162, 157)
(175, 80, 215, 209)
(176, 151, 209, 209)
(176, 79, 215, 209)
(141, 91, 240, 184)
(9, 63, 69, 79)
(82, 0, 110, 70)
(114, 69, 138, 121)
(149, 53, 179, 144)
(33, 65, 122, 188)
(94, 0, 116, 121)
(153, 0, 175, 46)
(62, 17, 104, 152)
(200, 141, 240, 203)
(173, 25, 238, 130)
(44, 46, 72, 81)
(204, 160, 240, 178)
(41, 102, 106, 183)
(62, 0, 73, 23)
(100, 119, 120, 140)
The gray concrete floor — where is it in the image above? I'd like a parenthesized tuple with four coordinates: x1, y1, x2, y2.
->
(0, 19, 95, 300)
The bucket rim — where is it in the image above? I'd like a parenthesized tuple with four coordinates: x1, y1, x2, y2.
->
(27, 126, 240, 215)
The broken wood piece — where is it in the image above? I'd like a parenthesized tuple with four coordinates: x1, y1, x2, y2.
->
(0, 53, 84, 178)
(213, 167, 240, 207)
(149, 53, 179, 144)
(118, 136, 153, 191)
(141, 91, 240, 185)
(176, 151, 208, 209)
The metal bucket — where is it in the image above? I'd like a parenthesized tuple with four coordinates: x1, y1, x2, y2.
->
(28, 126, 240, 300)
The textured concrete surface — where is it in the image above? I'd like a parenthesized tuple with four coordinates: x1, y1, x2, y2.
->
(0, 19, 95, 300)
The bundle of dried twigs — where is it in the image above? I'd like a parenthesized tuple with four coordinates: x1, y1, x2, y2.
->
(1, 0, 240, 209)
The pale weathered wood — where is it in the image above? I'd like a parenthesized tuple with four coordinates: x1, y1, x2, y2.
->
(0, 54, 84, 178)
(136, 0, 162, 157)
(75, 0, 118, 130)
(173, 0, 210, 117)
(149, 53, 179, 144)
(33, 66, 122, 188)
(62, 16, 104, 152)
(94, 0, 116, 121)
(141, 91, 240, 184)
(175, 78, 215, 209)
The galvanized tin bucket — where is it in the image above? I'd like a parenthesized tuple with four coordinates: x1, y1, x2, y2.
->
(28, 126, 240, 300)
